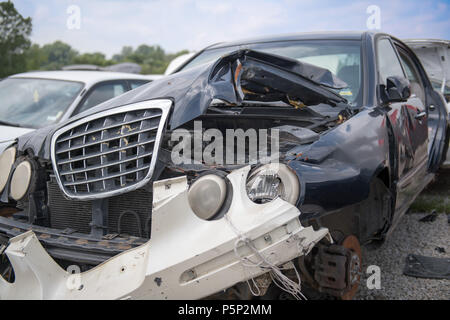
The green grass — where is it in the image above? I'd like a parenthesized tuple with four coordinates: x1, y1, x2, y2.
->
(410, 194, 449, 213)
(410, 169, 450, 214)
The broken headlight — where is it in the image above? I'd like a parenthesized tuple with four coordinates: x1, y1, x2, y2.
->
(246, 163, 299, 205)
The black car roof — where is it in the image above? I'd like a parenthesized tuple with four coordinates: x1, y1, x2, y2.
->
(206, 31, 372, 50)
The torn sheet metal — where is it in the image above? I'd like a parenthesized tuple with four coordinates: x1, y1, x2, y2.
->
(0, 166, 330, 299)
(224, 50, 348, 105)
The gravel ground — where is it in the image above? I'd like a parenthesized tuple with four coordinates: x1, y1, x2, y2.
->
(356, 212, 449, 300)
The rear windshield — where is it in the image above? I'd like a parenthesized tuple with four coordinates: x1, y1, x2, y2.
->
(0, 78, 83, 128)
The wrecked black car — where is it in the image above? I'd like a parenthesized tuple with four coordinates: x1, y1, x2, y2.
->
(0, 31, 448, 299)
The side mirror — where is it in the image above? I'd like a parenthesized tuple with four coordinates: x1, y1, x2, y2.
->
(382, 76, 411, 103)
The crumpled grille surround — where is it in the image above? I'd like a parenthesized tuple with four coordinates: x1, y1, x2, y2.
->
(51, 100, 171, 200)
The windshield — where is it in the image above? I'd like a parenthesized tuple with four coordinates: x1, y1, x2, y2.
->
(179, 40, 362, 105)
(0, 78, 83, 128)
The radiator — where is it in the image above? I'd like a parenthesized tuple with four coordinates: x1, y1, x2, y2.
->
(47, 177, 152, 238)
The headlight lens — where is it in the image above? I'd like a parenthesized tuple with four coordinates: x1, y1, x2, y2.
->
(246, 163, 300, 205)
(188, 174, 227, 220)
(10, 160, 32, 201)
(0, 147, 16, 193)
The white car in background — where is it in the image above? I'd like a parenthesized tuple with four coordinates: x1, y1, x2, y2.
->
(405, 39, 450, 168)
(0, 71, 156, 143)
(164, 52, 196, 75)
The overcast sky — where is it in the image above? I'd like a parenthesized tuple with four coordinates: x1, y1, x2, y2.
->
(11, 0, 450, 57)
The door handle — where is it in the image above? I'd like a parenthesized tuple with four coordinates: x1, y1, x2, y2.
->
(415, 111, 427, 120)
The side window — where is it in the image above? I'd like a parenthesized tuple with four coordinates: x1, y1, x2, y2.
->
(75, 81, 127, 115)
(128, 80, 150, 90)
(376, 38, 405, 84)
(396, 47, 426, 104)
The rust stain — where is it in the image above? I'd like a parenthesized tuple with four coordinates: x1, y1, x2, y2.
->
(337, 114, 346, 124)
(287, 97, 306, 109)
(122, 124, 137, 133)
(0, 207, 18, 217)
(117, 244, 132, 250)
(98, 240, 109, 247)
(234, 63, 243, 84)
(75, 239, 89, 245)
(241, 88, 256, 95)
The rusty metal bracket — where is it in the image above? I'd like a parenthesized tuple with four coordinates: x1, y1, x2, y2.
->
(90, 199, 108, 237)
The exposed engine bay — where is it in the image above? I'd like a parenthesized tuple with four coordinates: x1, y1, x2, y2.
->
(162, 102, 353, 168)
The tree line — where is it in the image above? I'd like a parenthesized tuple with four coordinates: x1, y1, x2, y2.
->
(0, 1, 188, 78)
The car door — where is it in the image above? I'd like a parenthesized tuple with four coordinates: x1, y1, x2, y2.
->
(396, 43, 449, 173)
(395, 45, 429, 173)
(375, 37, 428, 215)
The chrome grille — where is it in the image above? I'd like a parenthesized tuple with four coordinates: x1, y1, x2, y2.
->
(51, 100, 171, 200)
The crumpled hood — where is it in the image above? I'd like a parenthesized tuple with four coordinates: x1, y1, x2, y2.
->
(15, 49, 348, 160)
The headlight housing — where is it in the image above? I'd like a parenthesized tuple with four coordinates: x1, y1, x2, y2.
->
(0, 147, 16, 193)
(10, 160, 33, 201)
(188, 174, 228, 220)
(246, 163, 300, 205)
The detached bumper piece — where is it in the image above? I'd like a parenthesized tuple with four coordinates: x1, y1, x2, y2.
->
(0, 230, 150, 299)
(403, 254, 450, 280)
(0, 167, 330, 299)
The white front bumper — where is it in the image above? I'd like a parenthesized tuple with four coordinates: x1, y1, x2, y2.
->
(0, 166, 329, 300)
